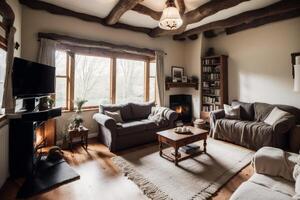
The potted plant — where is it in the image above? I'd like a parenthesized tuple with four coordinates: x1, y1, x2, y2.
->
(69, 99, 88, 130)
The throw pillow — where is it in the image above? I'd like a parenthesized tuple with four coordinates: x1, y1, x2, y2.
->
(104, 110, 124, 123)
(231, 100, 254, 121)
(264, 107, 289, 126)
(224, 104, 240, 120)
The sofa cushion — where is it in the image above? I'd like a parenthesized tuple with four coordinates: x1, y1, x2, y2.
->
(230, 181, 293, 200)
(100, 103, 133, 121)
(212, 119, 273, 150)
(290, 125, 300, 153)
(116, 121, 146, 136)
(104, 110, 124, 123)
(275, 104, 300, 125)
(264, 107, 290, 126)
(249, 174, 295, 197)
(130, 102, 155, 120)
(232, 100, 254, 121)
(140, 119, 160, 130)
(254, 102, 275, 122)
(254, 102, 300, 125)
(224, 104, 240, 119)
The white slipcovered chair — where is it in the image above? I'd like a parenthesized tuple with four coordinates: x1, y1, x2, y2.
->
(230, 147, 300, 200)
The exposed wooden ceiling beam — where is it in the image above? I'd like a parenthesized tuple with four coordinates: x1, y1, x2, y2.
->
(149, 0, 250, 37)
(132, 4, 162, 21)
(225, 9, 300, 35)
(177, 0, 186, 15)
(0, 0, 15, 28)
(19, 0, 151, 35)
(105, 0, 144, 25)
(173, 0, 300, 40)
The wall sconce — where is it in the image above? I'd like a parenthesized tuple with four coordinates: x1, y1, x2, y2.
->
(291, 53, 300, 92)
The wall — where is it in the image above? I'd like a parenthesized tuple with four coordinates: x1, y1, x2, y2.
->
(183, 34, 204, 118)
(21, 7, 186, 136)
(205, 17, 300, 108)
(0, 0, 22, 188)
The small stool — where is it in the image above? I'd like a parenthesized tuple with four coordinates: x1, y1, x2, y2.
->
(194, 119, 206, 129)
(68, 126, 89, 150)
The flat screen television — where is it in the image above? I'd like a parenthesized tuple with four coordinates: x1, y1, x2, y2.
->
(12, 58, 55, 98)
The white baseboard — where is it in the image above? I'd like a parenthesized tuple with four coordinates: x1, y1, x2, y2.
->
(56, 132, 98, 145)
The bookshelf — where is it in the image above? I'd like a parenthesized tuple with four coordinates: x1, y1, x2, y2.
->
(200, 55, 228, 120)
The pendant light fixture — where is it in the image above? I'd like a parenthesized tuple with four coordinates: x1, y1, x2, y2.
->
(159, 0, 183, 30)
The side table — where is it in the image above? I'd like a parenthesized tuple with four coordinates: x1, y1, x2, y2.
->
(68, 126, 89, 150)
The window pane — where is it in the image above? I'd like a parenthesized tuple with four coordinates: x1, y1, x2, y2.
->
(74, 54, 111, 107)
(55, 78, 67, 108)
(55, 50, 67, 76)
(150, 62, 156, 77)
(116, 58, 145, 104)
(149, 78, 156, 102)
(0, 48, 7, 112)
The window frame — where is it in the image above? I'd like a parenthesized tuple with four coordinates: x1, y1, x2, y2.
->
(55, 47, 156, 112)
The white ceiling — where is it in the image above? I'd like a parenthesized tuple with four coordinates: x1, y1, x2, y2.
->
(40, 0, 280, 31)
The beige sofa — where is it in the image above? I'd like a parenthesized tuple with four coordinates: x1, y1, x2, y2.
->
(230, 147, 298, 200)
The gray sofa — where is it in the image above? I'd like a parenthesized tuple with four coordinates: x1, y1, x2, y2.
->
(93, 102, 177, 152)
(210, 101, 300, 150)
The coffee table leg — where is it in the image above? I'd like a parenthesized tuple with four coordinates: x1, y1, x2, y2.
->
(175, 147, 179, 166)
(204, 139, 207, 153)
(159, 141, 163, 156)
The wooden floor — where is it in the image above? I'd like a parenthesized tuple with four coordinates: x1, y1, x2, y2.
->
(0, 139, 253, 200)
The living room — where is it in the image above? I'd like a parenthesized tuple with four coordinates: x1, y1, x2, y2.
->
(0, 0, 300, 199)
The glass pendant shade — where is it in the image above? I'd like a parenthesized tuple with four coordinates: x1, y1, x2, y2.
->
(159, 1, 183, 30)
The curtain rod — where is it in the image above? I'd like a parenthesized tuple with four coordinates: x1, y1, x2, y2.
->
(38, 32, 167, 57)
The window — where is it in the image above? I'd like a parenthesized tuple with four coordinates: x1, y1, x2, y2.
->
(149, 62, 157, 102)
(74, 54, 111, 107)
(55, 50, 68, 108)
(0, 48, 6, 114)
(53, 49, 156, 111)
(116, 58, 145, 104)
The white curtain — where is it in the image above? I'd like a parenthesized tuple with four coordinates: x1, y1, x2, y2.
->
(37, 38, 57, 66)
(155, 51, 165, 106)
(2, 27, 16, 113)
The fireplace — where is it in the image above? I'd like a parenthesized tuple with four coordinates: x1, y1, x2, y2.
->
(170, 94, 192, 123)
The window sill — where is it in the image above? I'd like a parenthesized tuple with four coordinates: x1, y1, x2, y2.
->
(62, 108, 99, 113)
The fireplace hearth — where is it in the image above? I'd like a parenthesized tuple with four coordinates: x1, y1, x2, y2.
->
(170, 94, 192, 123)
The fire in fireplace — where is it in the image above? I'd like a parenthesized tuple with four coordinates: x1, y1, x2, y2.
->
(170, 94, 192, 123)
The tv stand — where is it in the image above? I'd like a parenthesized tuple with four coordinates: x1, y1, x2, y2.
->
(7, 107, 61, 178)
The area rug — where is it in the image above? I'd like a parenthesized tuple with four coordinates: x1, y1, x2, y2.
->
(112, 138, 254, 200)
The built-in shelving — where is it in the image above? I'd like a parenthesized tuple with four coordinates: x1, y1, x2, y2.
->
(200, 55, 228, 119)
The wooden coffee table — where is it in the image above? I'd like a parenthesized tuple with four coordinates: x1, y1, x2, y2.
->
(157, 126, 208, 166)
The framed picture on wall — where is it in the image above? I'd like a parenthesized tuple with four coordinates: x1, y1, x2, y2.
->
(172, 66, 184, 82)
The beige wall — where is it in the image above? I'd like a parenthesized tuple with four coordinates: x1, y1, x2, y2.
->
(21, 7, 187, 136)
(0, 0, 22, 188)
(205, 17, 300, 108)
(183, 35, 204, 118)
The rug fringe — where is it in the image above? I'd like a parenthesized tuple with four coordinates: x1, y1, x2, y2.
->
(112, 150, 253, 200)
(112, 156, 172, 200)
